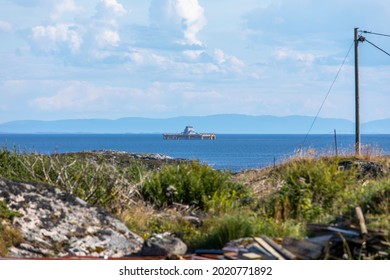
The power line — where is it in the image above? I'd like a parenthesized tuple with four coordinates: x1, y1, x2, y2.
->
(301, 40, 354, 148)
(362, 30, 390, 38)
(364, 38, 390, 57)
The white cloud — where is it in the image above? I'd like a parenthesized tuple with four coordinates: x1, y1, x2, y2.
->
(182, 50, 206, 61)
(28, 0, 129, 61)
(0, 20, 12, 32)
(213, 49, 226, 64)
(274, 48, 315, 66)
(130, 49, 184, 68)
(149, 0, 206, 46)
(212, 49, 245, 72)
(31, 24, 82, 53)
(96, 0, 127, 17)
(96, 29, 120, 47)
(51, 0, 82, 20)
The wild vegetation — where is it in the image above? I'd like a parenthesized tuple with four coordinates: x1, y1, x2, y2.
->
(0, 147, 389, 258)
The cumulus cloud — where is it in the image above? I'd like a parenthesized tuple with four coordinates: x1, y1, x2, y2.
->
(29, 0, 128, 62)
(51, 0, 82, 20)
(31, 24, 82, 53)
(96, 29, 120, 47)
(149, 0, 206, 46)
(96, 0, 127, 17)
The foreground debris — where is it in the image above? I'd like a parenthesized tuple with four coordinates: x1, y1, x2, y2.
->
(193, 208, 389, 260)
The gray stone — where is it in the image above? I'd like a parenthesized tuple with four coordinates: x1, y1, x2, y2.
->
(141, 232, 187, 256)
(0, 178, 143, 258)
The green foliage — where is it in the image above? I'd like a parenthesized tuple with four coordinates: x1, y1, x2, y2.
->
(0, 201, 21, 220)
(268, 158, 358, 221)
(196, 214, 257, 249)
(141, 162, 251, 210)
(337, 179, 390, 217)
(1, 148, 388, 255)
(0, 149, 34, 181)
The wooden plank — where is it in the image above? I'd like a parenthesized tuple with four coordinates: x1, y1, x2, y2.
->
(247, 243, 273, 257)
(355, 206, 368, 236)
(282, 237, 324, 260)
(327, 226, 360, 236)
(253, 237, 285, 260)
(241, 252, 263, 260)
(223, 251, 239, 260)
(261, 235, 297, 260)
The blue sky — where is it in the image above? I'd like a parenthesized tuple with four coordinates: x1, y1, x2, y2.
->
(1, 0, 390, 123)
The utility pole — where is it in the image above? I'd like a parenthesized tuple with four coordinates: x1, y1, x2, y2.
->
(354, 27, 361, 156)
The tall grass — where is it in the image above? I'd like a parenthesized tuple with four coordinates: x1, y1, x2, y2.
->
(0, 149, 146, 213)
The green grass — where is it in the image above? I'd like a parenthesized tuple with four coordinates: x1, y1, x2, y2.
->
(0, 201, 22, 257)
(0, 148, 389, 257)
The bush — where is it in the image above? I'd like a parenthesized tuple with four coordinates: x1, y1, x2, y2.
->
(268, 157, 357, 221)
(140, 162, 251, 210)
(197, 214, 257, 249)
(0, 149, 33, 181)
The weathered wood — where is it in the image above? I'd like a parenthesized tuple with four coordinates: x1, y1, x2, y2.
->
(261, 235, 297, 260)
(327, 226, 360, 236)
(241, 252, 263, 260)
(253, 237, 285, 260)
(223, 251, 238, 260)
(247, 243, 272, 257)
(355, 206, 368, 236)
(282, 237, 324, 260)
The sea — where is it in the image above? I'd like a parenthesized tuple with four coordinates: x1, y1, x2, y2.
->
(1, 134, 390, 172)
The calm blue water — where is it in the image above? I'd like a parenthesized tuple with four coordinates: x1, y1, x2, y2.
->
(1, 134, 390, 171)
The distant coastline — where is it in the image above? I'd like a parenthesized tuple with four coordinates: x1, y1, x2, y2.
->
(1, 114, 390, 134)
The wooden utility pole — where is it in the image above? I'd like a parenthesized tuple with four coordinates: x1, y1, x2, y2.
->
(354, 27, 361, 156)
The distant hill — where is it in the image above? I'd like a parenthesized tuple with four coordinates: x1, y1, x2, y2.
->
(0, 114, 387, 134)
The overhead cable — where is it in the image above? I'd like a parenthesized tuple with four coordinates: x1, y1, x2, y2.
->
(362, 30, 390, 38)
(301, 40, 354, 148)
(364, 38, 390, 57)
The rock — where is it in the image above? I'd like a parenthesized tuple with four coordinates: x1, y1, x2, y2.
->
(0, 178, 143, 258)
(338, 160, 385, 178)
(182, 216, 202, 227)
(141, 232, 187, 257)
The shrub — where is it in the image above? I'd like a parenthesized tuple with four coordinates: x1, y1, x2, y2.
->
(197, 214, 257, 249)
(268, 157, 357, 221)
(140, 162, 251, 210)
(0, 149, 33, 181)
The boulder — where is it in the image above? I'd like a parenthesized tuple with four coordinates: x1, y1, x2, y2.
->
(141, 232, 187, 257)
(0, 178, 143, 258)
